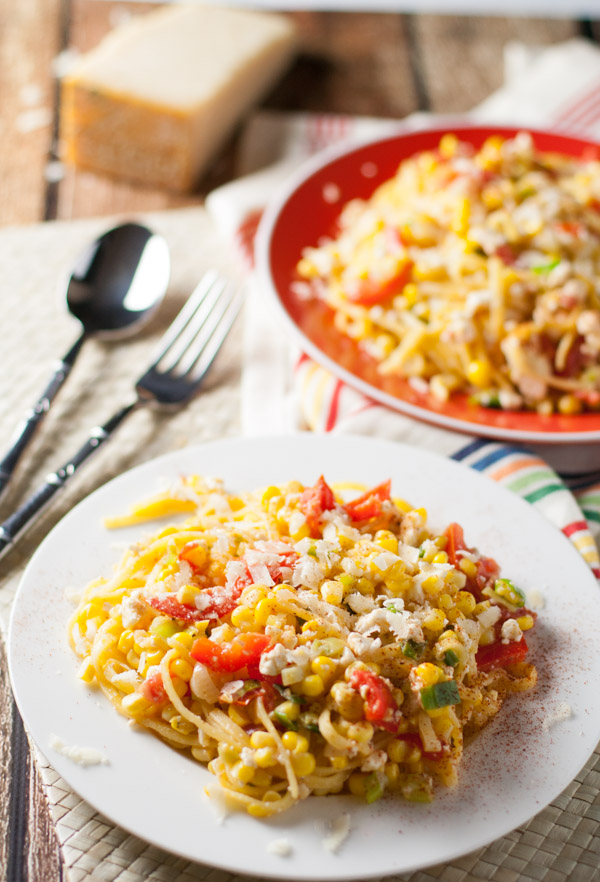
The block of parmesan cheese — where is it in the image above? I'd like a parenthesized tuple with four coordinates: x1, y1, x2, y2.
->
(61, 5, 296, 191)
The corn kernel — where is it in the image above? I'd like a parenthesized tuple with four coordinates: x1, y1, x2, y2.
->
(422, 576, 441, 596)
(385, 761, 400, 788)
(290, 523, 310, 542)
(330, 681, 364, 721)
(78, 658, 96, 683)
(255, 746, 278, 768)
(479, 628, 495, 646)
(232, 762, 255, 785)
(230, 605, 254, 629)
(122, 693, 152, 715)
(145, 650, 164, 668)
(276, 700, 300, 721)
(356, 577, 374, 596)
(455, 590, 477, 615)
(438, 593, 453, 610)
(348, 772, 368, 797)
(458, 558, 477, 578)
(387, 738, 410, 764)
(262, 485, 281, 504)
(169, 631, 194, 650)
(311, 655, 337, 682)
(170, 715, 194, 734)
(331, 755, 348, 770)
(172, 677, 188, 698)
(414, 663, 442, 687)
(439, 132, 459, 157)
(517, 614, 534, 631)
(118, 629, 135, 653)
(282, 731, 309, 753)
(433, 551, 449, 565)
(227, 704, 248, 726)
(126, 649, 140, 669)
(292, 753, 316, 776)
(247, 804, 270, 818)
(218, 743, 240, 764)
(473, 601, 490, 617)
(393, 497, 413, 513)
(558, 394, 582, 415)
(347, 721, 374, 743)
(251, 769, 272, 788)
(177, 584, 200, 606)
(250, 731, 276, 749)
(415, 507, 427, 522)
(375, 531, 398, 554)
(423, 608, 446, 632)
(302, 674, 325, 697)
(321, 580, 344, 605)
(255, 598, 278, 627)
(466, 359, 492, 389)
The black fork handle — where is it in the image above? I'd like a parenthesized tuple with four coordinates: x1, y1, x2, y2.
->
(0, 401, 139, 559)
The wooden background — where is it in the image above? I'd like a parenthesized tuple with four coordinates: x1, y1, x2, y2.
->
(0, 3, 597, 880)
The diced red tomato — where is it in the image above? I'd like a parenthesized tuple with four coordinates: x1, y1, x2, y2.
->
(148, 595, 204, 623)
(556, 221, 583, 238)
(299, 475, 336, 536)
(236, 681, 280, 713)
(444, 523, 466, 566)
(476, 637, 529, 672)
(140, 671, 168, 704)
(494, 243, 517, 265)
(179, 540, 208, 572)
(190, 633, 271, 673)
(344, 479, 392, 522)
(347, 667, 402, 733)
(347, 260, 413, 306)
(474, 555, 500, 592)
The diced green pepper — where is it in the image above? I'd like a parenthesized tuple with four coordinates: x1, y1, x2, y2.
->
(443, 649, 459, 667)
(402, 639, 425, 660)
(420, 680, 461, 710)
(491, 577, 526, 608)
(365, 772, 384, 804)
(274, 684, 306, 705)
(532, 257, 560, 274)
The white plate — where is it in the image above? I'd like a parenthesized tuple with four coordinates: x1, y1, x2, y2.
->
(8, 434, 600, 881)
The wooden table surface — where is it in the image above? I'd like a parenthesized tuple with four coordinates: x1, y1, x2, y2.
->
(0, 4, 597, 881)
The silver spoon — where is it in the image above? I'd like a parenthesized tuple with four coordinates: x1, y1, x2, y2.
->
(0, 221, 170, 502)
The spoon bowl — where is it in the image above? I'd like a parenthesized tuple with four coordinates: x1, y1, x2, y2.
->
(65, 221, 170, 336)
(0, 221, 170, 502)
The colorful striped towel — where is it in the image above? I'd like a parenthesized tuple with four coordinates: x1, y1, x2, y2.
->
(206, 38, 600, 577)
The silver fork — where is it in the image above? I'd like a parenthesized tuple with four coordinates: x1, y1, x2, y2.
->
(0, 271, 244, 559)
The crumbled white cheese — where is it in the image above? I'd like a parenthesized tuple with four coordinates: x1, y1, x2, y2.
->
(526, 589, 545, 610)
(240, 747, 257, 768)
(120, 590, 147, 629)
(542, 702, 572, 731)
(500, 618, 523, 643)
(360, 749, 387, 772)
(345, 592, 376, 614)
(354, 607, 424, 642)
(477, 605, 502, 630)
(266, 839, 293, 857)
(50, 735, 109, 766)
(347, 632, 382, 658)
(322, 813, 351, 853)
(259, 643, 288, 676)
(292, 556, 325, 591)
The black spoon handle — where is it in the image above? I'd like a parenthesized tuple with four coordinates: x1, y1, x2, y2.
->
(0, 401, 137, 558)
(0, 334, 85, 503)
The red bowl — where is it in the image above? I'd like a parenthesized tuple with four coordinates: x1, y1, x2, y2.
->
(255, 124, 600, 450)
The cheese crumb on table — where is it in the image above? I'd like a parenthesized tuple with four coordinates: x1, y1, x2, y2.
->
(322, 813, 351, 853)
(60, 4, 296, 191)
(49, 735, 109, 766)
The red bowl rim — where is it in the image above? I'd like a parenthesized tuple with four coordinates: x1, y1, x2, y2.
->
(255, 121, 600, 445)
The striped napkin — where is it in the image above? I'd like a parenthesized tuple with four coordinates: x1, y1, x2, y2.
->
(206, 38, 600, 577)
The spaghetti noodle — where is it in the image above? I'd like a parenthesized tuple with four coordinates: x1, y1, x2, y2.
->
(69, 474, 537, 816)
(296, 131, 600, 414)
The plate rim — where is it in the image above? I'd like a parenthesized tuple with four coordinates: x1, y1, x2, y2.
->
(254, 122, 600, 445)
(7, 433, 600, 880)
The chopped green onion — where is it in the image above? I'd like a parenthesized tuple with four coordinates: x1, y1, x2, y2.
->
(492, 577, 526, 608)
(532, 257, 560, 275)
(153, 621, 181, 640)
(420, 680, 461, 710)
(418, 546, 426, 559)
(339, 573, 355, 590)
(299, 711, 321, 733)
(364, 772, 384, 804)
(272, 710, 298, 731)
(274, 684, 306, 705)
(402, 639, 425, 660)
(307, 546, 318, 558)
(443, 649, 459, 667)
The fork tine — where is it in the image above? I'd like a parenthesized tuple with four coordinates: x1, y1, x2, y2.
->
(176, 281, 235, 375)
(148, 270, 222, 370)
(186, 284, 245, 381)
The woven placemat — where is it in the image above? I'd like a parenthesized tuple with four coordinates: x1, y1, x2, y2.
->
(1, 209, 599, 882)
